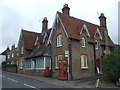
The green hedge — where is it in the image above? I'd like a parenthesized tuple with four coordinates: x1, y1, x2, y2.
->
(2, 64, 17, 67)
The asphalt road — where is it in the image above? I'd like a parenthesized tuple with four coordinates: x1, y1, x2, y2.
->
(2, 72, 64, 89)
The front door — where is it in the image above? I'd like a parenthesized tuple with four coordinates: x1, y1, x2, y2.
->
(58, 60, 68, 80)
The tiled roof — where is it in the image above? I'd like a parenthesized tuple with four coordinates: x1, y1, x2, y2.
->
(26, 45, 51, 59)
(22, 30, 40, 50)
(58, 12, 114, 47)
(25, 29, 52, 59)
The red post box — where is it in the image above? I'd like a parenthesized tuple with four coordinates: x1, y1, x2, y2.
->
(45, 67, 50, 76)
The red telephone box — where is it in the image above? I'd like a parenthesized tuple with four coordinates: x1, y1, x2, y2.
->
(58, 59, 68, 80)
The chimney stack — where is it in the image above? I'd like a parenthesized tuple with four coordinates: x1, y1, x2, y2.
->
(42, 17, 48, 34)
(99, 13, 107, 28)
(62, 4, 70, 16)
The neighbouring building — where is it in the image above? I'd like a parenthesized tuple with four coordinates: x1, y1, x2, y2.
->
(1, 45, 19, 65)
(17, 17, 51, 76)
(47, 4, 114, 80)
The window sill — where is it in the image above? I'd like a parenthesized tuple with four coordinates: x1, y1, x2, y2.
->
(57, 46, 62, 48)
(82, 46, 86, 48)
(81, 67, 88, 70)
(55, 68, 58, 70)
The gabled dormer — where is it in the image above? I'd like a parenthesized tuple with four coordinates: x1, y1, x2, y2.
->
(80, 24, 90, 37)
(94, 28, 103, 40)
(43, 33, 48, 43)
(34, 36, 41, 48)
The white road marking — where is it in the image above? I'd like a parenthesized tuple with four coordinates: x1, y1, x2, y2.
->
(24, 83, 36, 88)
(8, 78, 18, 83)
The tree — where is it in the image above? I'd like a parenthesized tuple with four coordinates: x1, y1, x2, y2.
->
(104, 45, 120, 81)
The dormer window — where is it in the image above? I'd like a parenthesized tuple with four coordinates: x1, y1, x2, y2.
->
(82, 37, 86, 48)
(80, 24, 90, 37)
(94, 28, 102, 40)
(35, 36, 39, 46)
(95, 40, 99, 50)
(57, 34, 62, 47)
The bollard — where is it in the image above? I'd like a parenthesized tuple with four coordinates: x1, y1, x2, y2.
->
(95, 78, 100, 88)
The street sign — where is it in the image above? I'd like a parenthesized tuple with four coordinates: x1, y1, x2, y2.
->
(65, 51, 69, 57)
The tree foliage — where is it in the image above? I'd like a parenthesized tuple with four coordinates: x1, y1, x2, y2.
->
(104, 45, 120, 81)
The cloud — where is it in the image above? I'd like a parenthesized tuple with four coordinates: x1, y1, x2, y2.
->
(0, 0, 119, 53)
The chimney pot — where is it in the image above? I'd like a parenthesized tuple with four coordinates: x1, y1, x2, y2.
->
(62, 4, 70, 16)
(42, 17, 48, 34)
(99, 13, 107, 28)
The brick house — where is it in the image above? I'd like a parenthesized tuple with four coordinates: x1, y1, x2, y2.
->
(47, 4, 114, 80)
(2, 45, 19, 65)
(17, 18, 51, 76)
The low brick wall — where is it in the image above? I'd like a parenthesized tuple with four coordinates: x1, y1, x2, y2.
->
(2, 67, 17, 73)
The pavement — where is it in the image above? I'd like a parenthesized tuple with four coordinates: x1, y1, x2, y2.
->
(2, 71, 119, 88)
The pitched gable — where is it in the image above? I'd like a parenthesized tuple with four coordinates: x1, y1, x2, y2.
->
(57, 12, 114, 46)
(80, 24, 90, 37)
(94, 28, 103, 40)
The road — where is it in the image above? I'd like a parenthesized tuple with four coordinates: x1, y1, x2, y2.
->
(1, 72, 64, 89)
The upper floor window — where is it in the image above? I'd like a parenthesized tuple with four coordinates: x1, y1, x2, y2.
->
(12, 53, 13, 57)
(95, 40, 99, 50)
(81, 55, 88, 69)
(82, 37, 86, 48)
(57, 35, 62, 47)
(21, 46, 24, 54)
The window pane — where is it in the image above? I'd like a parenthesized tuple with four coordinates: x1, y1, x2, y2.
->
(81, 55, 88, 68)
(36, 58, 40, 68)
(57, 35, 62, 47)
(39, 57, 44, 68)
(45, 57, 50, 67)
(82, 38, 85, 47)
(56, 55, 64, 68)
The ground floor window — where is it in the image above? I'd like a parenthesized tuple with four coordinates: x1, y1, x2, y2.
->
(81, 55, 88, 69)
(25, 57, 51, 70)
(55, 55, 64, 69)
(19, 60, 23, 69)
(25, 59, 31, 69)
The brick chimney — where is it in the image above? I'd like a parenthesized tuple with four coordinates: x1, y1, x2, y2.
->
(62, 4, 70, 16)
(99, 13, 107, 28)
(42, 17, 48, 34)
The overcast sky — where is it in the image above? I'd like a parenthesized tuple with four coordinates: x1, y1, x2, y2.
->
(0, 0, 119, 54)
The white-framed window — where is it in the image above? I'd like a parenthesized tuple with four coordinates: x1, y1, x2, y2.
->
(12, 53, 14, 57)
(25, 57, 51, 70)
(21, 46, 24, 54)
(95, 40, 99, 50)
(11, 61, 14, 64)
(17, 52, 19, 56)
(25, 60, 31, 69)
(82, 37, 86, 48)
(19, 60, 23, 69)
(57, 35, 62, 47)
(81, 55, 88, 69)
(55, 55, 64, 69)
(8, 54, 10, 59)
(45, 57, 51, 68)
